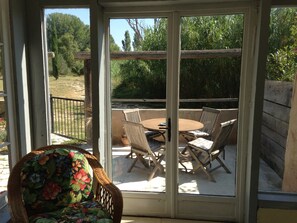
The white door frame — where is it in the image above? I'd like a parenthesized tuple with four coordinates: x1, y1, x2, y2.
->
(103, 2, 258, 222)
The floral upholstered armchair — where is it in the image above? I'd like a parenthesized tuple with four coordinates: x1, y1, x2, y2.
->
(8, 145, 123, 223)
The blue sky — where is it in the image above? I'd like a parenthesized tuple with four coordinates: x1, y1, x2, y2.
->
(45, 9, 90, 24)
(44, 8, 145, 49)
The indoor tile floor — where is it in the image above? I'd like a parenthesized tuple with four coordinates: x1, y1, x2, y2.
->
(121, 216, 222, 223)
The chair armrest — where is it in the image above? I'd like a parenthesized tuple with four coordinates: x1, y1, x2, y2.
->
(84, 153, 123, 223)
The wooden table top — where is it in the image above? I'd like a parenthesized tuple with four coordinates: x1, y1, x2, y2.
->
(140, 118, 203, 132)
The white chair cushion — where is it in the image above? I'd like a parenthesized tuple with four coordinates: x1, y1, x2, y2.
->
(188, 137, 213, 151)
(187, 130, 209, 137)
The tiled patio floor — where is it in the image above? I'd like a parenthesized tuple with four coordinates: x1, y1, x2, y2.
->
(0, 144, 282, 196)
(112, 144, 282, 195)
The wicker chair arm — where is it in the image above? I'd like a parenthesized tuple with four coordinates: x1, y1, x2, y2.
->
(85, 153, 123, 223)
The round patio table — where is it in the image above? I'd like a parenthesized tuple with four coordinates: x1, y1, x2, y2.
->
(140, 118, 203, 132)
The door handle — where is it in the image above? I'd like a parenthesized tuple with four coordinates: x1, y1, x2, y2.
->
(158, 118, 171, 142)
(167, 118, 171, 142)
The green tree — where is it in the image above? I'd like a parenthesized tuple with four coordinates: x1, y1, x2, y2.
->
(178, 15, 243, 101)
(113, 11, 297, 102)
(51, 20, 59, 79)
(110, 35, 120, 52)
(266, 8, 297, 81)
(58, 33, 82, 74)
(113, 15, 243, 105)
(46, 13, 90, 77)
(126, 19, 144, 51)
(133, 32, 142, 51)
(109, 35, 122, 92)
(122, 31, 131, 51)
(269, 8, 296, 53)
(113, 60, 166, 99)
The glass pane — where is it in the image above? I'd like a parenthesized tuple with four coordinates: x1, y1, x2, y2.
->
(110, 18, 167, 193)
(259, 7, 297, 193)
(0, 46, 4, 92)
(178, 14, 243, 196)
(44, 8, 92, 149)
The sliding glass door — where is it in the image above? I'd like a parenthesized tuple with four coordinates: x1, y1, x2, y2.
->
(105, 6, 253, 222)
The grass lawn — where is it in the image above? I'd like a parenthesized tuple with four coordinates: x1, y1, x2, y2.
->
(49, 75, 85, 100)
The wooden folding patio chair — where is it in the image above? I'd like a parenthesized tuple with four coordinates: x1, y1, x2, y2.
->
(184, 119, 236, 182)
(123, 109, 162, 138)
(181, 107, 221, 141)
(123, 109, 163, 158)
(123, 121, 166, 181)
